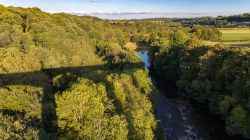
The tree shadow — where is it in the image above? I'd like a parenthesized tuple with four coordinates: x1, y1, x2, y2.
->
(0, 62, 144, 140)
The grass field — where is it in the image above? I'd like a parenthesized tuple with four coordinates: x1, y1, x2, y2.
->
(205, 28, 250, 47)
(183, 28, 250, 47)
(204, 40, 250, 47)
(219, 28, 250, 41)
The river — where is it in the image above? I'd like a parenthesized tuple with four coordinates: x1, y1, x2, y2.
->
(137, 50, 244, 140)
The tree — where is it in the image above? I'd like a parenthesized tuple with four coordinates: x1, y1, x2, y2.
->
(226, 105, 250, 138)
(56, 78, 128, 139)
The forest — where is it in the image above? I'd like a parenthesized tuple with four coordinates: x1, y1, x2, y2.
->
(0, 5, 158, 139)
(137, 13, 250, 28)
(148, 27, 250, 138)
(173, 13, 250, 28)
(0, 5, 249, 140)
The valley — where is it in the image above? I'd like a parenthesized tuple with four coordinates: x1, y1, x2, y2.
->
(0, 4, 249, 140)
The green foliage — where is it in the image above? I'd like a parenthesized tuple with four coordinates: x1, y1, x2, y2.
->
(3, 4, 247, 139)
(0, 47, 42, 73)
(52, 73, 75, 92)
(169, 30, 189, 47)
(0, 5, 157, 139)
(226, 105, 250, 138)
(150, 35, 250, 138)
(56, 78, 128, 139)
(97, 42, 142, 71)
(0, 111, 39, 140)
(0, 79, 50, 139)
(191, 25, 222, 40)
(151, 35, 190, 82)
(107, 74, 156, 140)
(0, 31, 11, 47)
(132, 69, 154, 95)
(174, 13, 250, 28)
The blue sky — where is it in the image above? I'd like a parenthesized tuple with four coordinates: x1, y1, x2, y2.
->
(0, 0, 249, 14)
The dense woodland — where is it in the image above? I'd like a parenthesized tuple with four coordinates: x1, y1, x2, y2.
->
(0, 5, 158, 139)
(0, 5, 249, 139)
(173, 13, 250, 28)
(144, 13, 250, 28)
(148, 29, 250, 138)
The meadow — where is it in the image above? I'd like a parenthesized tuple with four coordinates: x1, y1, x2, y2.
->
(219, 28, 250, 41)
(204, 28, 250, 47)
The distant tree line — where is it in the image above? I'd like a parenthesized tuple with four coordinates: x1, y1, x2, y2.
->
(172, 13, 250, 28)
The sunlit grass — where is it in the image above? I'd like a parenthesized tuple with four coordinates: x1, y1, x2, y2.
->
(219, 28, 250, 41)
(204, 40, 250, 47)
(207, 28, 250, 47)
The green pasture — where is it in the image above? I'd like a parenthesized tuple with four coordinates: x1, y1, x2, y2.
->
(219, 28, 250, 41)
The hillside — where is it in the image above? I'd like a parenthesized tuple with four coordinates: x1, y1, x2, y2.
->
(0, 5, 157, 139)
(0, 5, 250, 140)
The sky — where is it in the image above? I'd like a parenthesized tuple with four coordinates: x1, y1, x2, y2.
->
(0, 0, 249, 19)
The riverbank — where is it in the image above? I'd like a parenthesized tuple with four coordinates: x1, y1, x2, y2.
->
(151, 72, 245, 140)
(137, 50, 246, 140)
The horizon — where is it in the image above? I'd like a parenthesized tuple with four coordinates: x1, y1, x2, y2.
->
(0, 0, 250, 19)
(72, 12, 244, 20)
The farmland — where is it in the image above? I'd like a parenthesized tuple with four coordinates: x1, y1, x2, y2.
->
(219, 28, 250, 41)
(204, 28, 250, 47)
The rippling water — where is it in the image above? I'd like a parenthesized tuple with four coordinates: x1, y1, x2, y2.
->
(137, 50, 208, 140)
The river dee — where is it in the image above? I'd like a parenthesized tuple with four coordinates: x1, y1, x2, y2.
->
(137, 50, 243, 140)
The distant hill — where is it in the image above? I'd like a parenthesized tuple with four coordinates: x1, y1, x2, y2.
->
(121, 13, 250, 28)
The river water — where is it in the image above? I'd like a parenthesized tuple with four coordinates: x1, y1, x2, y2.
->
(137, 50, 244, 140)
